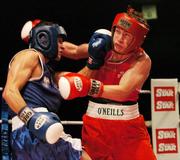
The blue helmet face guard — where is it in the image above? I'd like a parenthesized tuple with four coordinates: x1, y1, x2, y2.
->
(29, 23, 67, 60)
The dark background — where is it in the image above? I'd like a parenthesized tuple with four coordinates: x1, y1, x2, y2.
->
(0, 0, 180, 138)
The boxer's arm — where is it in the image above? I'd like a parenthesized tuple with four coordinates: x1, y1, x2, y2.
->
(78, 52, 151, 102)
(3, 50, 64, 144)
(102, 53, 151, 101)
(61, 41, 89, 60)
(78, 66, 97, 79)
(2, 50, 39, 113)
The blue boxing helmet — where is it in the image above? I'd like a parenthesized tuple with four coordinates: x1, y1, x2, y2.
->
(21, 19, 67, 60)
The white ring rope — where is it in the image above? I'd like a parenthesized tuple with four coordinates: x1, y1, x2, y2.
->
(139, 90, 151, 94)
(0, 119, 180, 128)
(0, 119, 153, 127)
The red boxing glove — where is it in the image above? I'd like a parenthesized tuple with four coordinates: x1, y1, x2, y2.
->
(58, 73, 104, 100)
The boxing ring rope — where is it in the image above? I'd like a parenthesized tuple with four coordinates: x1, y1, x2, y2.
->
(0, 119, 167, 128)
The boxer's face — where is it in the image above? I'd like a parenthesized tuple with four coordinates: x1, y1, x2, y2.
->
(55, 37, 63, 61)
(113, 27, 133, 54)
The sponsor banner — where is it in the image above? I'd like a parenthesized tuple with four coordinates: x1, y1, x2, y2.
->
(151, 79, 180, 160)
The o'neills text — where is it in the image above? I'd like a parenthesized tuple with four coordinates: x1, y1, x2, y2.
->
(97, 108, 124, 116)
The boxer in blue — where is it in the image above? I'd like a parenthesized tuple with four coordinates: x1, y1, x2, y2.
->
(2, 19, 90, 160)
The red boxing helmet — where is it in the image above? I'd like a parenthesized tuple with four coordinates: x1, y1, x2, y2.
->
(21, 19, 41, 43)
(112, 7, 149, 54)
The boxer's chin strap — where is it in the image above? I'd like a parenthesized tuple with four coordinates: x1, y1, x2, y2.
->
(112, 47, 137, 56)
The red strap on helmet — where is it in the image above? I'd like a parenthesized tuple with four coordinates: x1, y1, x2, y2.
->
(21, 19, 41, 43)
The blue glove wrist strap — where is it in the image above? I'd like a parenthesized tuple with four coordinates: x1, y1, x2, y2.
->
(18, 106, 34, 124)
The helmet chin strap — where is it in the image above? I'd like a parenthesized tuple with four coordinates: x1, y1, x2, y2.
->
(112, 47, 134, 55)
(113, 49, 126, 55)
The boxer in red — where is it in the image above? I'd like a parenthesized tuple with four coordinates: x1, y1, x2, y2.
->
(59, 6, 157, 160)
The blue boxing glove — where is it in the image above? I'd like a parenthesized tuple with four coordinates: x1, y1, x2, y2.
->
(18, 106, 64, 144)
(87, 29, 112, 69)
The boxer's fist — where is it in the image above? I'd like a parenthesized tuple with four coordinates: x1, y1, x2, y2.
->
(58, 73, 104, 100)
(18, 106, 63, 144)
(87, 29, 112, 69)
